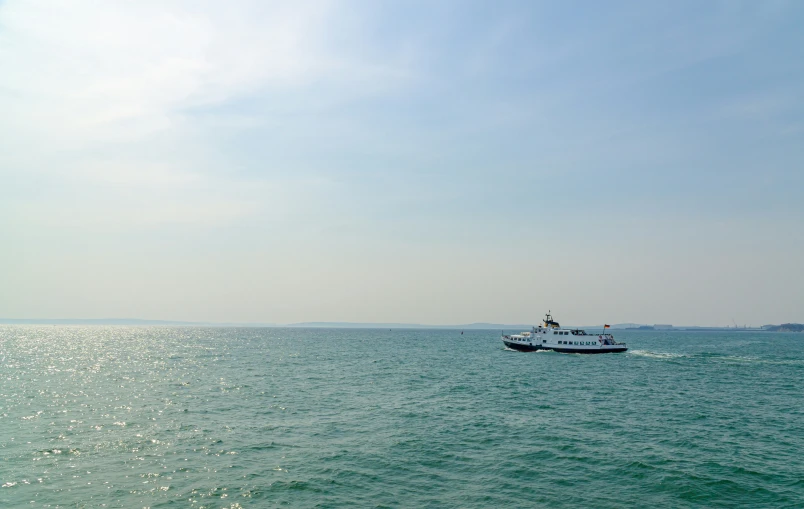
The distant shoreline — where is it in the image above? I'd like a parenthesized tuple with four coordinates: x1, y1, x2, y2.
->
(0, 318, 801, 331)
(0, 318, 529, 329)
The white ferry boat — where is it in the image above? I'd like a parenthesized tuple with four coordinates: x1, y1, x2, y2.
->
(502, 312, 627, 354)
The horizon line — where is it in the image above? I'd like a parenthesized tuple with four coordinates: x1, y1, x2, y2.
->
(0, 318, 794, 329)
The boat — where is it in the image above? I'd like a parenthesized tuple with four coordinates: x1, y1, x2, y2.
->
(501, 311, 627, 354)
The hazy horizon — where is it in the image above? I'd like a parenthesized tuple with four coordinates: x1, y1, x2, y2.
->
(0, 317, 795, 329)
(2, 1, 803, 327)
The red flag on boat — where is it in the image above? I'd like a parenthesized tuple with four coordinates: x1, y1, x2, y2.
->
(604, 324, 610, 329)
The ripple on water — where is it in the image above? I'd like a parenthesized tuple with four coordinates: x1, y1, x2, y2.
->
(0, 326, 802, 508)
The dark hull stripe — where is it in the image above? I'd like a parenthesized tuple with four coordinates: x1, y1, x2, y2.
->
(503, 342, 542, 352)
(549, 347, 627, 354)
(503, 342, 626, 354)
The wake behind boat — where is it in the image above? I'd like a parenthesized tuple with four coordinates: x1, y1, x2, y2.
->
(502, 312, 627, 354)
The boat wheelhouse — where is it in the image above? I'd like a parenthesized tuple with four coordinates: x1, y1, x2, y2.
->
(502, 312, 627, 354)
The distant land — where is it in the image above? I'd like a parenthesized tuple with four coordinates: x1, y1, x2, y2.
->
(0, 318, 276, 327)
(0, 318, 526, 329)
(0, 318, 802, 331)
(764, 323, 804, 333)
(285, 322, 534, 330)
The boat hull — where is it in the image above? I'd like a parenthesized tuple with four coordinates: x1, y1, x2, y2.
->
(503, 341, 543, 352)
(502, 340, 627, 354)
(548, 346, 627, 354)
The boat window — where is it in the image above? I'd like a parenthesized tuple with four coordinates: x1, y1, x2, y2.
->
(543, 340, 546, 343)
(553, 331, 557, 335)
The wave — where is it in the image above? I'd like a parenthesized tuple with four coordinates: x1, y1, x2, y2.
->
(628, 350, 687, 360)
(628, 350, 803, 366)
(630, 350, 756, 363)
(704, 354, 804, 366)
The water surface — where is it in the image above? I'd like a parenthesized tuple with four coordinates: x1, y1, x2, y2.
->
(1, 327, 802, 507)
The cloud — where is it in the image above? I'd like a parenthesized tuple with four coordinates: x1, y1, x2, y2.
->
(0, 0, 411, 228)
(0, 1, 338, 140)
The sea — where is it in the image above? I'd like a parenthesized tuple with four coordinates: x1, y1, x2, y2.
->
(1, 326, 802, 508)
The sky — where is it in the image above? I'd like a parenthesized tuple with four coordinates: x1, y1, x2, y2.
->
(1, 0, 803, 326)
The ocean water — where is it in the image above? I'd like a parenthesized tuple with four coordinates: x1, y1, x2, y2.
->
(1, 327, 802, 508)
